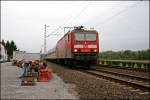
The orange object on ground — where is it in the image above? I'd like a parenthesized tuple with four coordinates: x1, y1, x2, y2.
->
(31, 61, 35, 69)
(46, 68, 52, 80)
(37, 67, 52, 82)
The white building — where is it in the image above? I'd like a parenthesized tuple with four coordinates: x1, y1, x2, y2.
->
(0, 43, 8, 61)
(13, 51, 40, 61)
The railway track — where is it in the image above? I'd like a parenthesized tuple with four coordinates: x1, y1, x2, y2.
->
(98, 64, 149, 72)
(77, 68, 150, 92)
(47, 62, 150, 92)
(96, 67, 150, 80)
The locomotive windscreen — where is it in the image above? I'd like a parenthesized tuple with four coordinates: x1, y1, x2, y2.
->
(74, 31, 96, 41)
(75, 33, 84, 41)
(86, 33, 96, 41)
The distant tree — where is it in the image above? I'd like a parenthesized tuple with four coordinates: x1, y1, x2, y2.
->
(5, 40, 10, 61)
(5, 40, 18, 61)
(124, 50, 132, 59)
(10, 40, 17, 51)
(99, 49, 150, 60)
(9, 40, 17, 58)
(1, 40, 6, 48)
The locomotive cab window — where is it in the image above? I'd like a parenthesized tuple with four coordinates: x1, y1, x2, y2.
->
(75, 31, 96, 41)
(75, 33, 84, 41)
(86, 33, 96, 41)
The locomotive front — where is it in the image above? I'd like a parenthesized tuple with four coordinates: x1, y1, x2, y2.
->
(71, 27, 99, 67)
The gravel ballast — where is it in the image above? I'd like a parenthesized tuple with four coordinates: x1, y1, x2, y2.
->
(1, 62, 78, 99)
(48, 62, 150, 100)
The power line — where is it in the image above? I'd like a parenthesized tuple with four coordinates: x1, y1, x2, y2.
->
(61, 1, 86, 27)
(46, 26, 62, 37)
(83, 2, 124, 27)
(46, 2, 85, 37)
(95, 2, 141, 28)
(67, 1, 92, 26)
(47, 1, 92, 37)
(57, 1, 91, 35)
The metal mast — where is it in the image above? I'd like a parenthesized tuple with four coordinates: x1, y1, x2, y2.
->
(44, 24, 49, 54)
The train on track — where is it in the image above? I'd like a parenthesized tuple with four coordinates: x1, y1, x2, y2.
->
(44, 26, 99, 68)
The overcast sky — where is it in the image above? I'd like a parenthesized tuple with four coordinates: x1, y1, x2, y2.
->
(1, 1, 149, 53)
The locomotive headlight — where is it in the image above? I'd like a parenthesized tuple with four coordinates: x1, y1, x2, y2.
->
(94, 49, 97, 52)
(74, 49, 78, 52)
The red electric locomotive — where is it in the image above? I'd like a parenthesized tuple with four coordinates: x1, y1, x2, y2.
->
(45, 26, 99, 68)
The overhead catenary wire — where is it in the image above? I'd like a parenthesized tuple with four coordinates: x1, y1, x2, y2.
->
(62, 1, 88, 27)
(46, 26, 63, 37)
(67, 1, 92, 26)
(95, 2, 142, 28)
(46, 1, 86, 37)
(46, 1, 92, 37)
(61, 1, 92, 35)
(46, 1, 142, 38)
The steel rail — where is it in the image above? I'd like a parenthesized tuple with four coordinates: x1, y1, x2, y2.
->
(95, 68, 150, 81)
(78, 69, 150, 92)
(98, 64, 149, 72)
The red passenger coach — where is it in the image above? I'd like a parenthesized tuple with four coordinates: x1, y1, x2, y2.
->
(45, 26, 99, 68)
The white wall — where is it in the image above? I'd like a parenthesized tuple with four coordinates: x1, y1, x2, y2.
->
(0, 44, 8, 61)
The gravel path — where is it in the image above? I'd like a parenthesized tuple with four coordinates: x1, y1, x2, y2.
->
(47, 62, 150, 100)
(1, 62, 78, 99)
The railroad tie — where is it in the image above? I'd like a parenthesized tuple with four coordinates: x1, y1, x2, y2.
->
(139, 92, 149, 95)
(130, 89, 141, 92)
(123, 86, 133, 90)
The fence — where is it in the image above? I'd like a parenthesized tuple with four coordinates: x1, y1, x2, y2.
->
(99, 59, 150, 69)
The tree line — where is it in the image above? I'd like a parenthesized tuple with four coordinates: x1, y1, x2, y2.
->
(99, 49, 150, 60)
(1, 40, 19, 61)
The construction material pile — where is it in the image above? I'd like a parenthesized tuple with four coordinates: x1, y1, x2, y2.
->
(20, 61, 52, 86)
